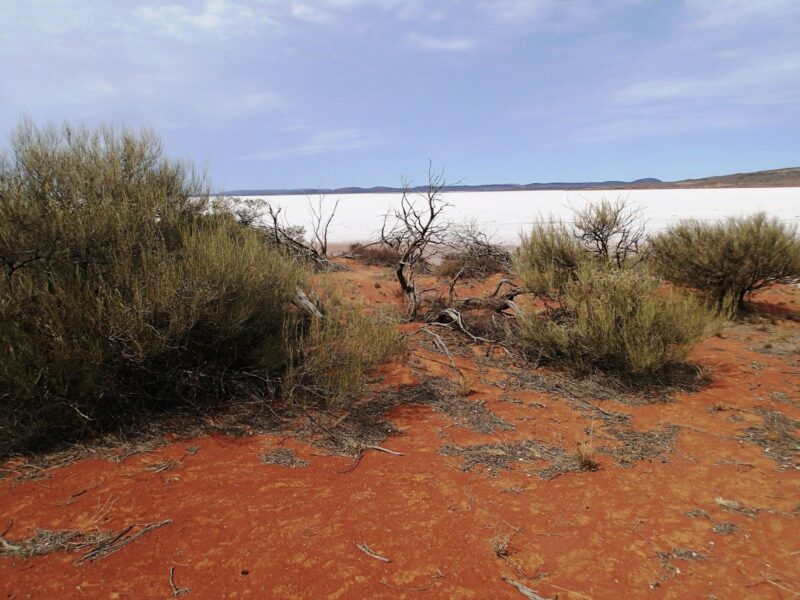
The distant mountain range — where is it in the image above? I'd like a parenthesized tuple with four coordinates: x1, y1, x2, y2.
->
(224, 166, 800, 196)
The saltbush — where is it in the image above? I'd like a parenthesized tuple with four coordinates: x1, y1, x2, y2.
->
(515, 266, 713, 376)
(649, 213, 800, 316)
(513, 202, 714, 378)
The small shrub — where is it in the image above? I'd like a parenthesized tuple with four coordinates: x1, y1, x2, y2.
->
(572, 198, 645, 267)
(281, 290, 404, 409)
(649, 213, 800, 317)
(514, 267, 714, 377)
(347, 243, 402, 267)
(515, 222, 588, 297)
(575, 442, 600, 471)
(437, 250, 510, 280)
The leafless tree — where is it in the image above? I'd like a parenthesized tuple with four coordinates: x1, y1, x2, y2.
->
(380, 164, 450, 318)
(307, 194, 340, 258)
(572, 198, 646, 268)
(264, 204, 343, 271)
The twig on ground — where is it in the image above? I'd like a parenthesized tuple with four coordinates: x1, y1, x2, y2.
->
(76, 520, 172, 564)
(379, 581, 433, 592)
(169, 566, 192, 597)
(501, 577, 553, 600)
(356, 542, 391, 563)
(361, 445, 403, 456)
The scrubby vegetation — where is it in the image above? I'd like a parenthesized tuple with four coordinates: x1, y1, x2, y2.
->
(436, 221, 511, 280)
(649, 213, 800, 317)
(347, 242, 402, 267)
(514, 266, 713, 376)
(0, 121, 400, 456)
(513, 201, 714, 377)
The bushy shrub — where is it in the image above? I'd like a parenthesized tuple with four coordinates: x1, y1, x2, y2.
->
(515, 222, 587, 297)
(347, 243, 402, 267)
(282, 290, 404, 409)
(649, 213, 800, 317)
(0, 121, 400, 454)
(513, 202, 714, 378)
(515, 266, 714, 376)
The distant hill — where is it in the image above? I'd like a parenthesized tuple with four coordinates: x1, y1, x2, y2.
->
(224, 166, 800, 196)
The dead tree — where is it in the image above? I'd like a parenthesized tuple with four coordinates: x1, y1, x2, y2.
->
(265, 204, 344, 272)
(380, 165, 449, 318)
(307, 194, 340, 258)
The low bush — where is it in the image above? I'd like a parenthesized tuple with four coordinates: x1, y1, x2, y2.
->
(515, 222, 588, 297)
(649, 213, 800, 317)
(514, 266, 714, 377)
(282, 290, 404, 409)
(347, 243, 402, 267)
(438, 221, 512, 280)
(0, 121, 400, 455)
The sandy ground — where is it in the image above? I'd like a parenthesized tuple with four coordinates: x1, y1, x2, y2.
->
(1, 263, 799, 599)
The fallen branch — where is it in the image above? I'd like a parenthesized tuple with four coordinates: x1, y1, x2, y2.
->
(379, 580, 433, 592)
(362, 445, 403, 456)
(293, 287, 324, 319)
(429, 308, 498, 344)
(169, 566, 192, 597)
(76, 520, 173, 564)
(356, 542, 391, 563)
(501, 577, 553, 600)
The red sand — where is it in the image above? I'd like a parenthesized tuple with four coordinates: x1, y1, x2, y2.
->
(1, 268, 798, 599)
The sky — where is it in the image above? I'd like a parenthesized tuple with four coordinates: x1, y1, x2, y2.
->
(1, 0, 799, 190)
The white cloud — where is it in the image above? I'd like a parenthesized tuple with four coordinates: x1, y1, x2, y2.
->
(405, 33, 475, 52)
(134, 0, 269, 37)
(685, 0, 800, 28)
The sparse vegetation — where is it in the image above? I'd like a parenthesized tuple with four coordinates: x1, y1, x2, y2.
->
(347, 242, 403, 267)
(649, 213, 800, 317)
(437, 220, 511, 280)
(0, 121, 400, 455)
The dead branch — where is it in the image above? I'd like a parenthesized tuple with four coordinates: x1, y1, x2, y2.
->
(429, 308, 499, 344)
(379, 581, 434, 592)
(265, 204, 344, 272)
(75, 519, 172, 564)
(356, 542, 391, 563)
(293, 287, 324, 319)
(169, 566, 192, 597)
(501, 577, 553, 600)
(307, 194, 340, 258)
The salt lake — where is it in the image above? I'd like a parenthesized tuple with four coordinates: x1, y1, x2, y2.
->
(236, 187, 800, 245)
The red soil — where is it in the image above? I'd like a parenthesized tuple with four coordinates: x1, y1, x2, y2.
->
(1, 268, 798, 599)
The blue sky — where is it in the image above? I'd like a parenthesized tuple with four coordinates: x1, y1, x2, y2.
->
(1, 0, 799, 189)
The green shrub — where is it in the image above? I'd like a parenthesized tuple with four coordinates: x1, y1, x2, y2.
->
(0, 120, 400, 455)
(515, 266, 714, 377)
(514, 200, 646, 298)
(282, 289, 404, 409)
(649, 213, 800, 317)
(515, 222, 588, 297)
